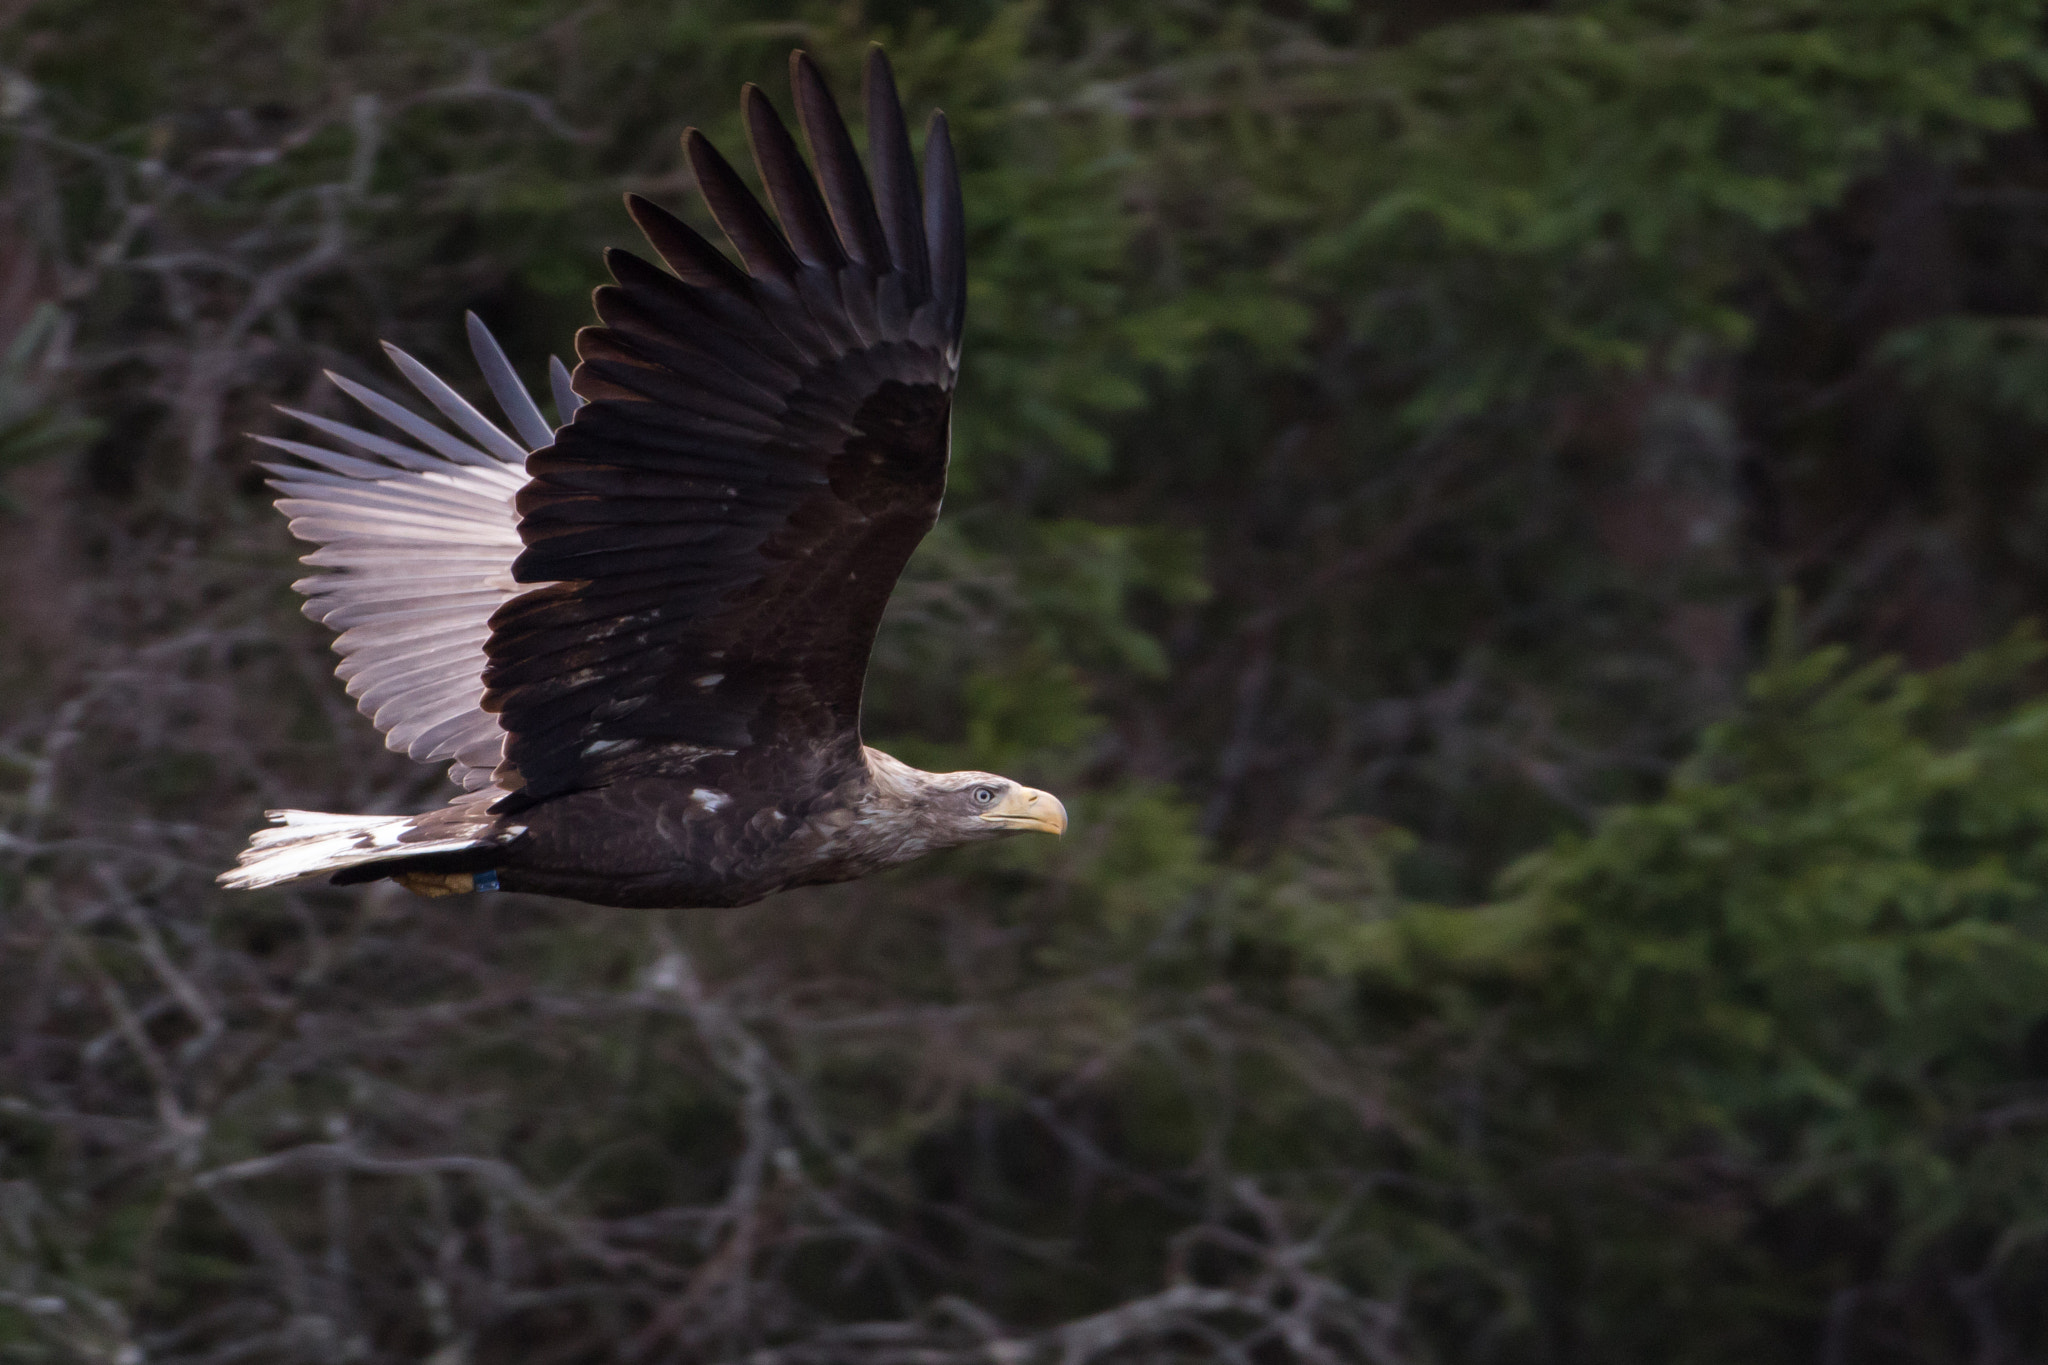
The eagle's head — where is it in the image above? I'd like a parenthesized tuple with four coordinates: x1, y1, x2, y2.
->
(923, 770, 1070, 839)
(862, 748, 1068, 853)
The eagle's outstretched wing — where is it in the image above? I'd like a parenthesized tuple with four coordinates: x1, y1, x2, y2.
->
(259, 314, 581, 795)
(481, 47, 966, 806)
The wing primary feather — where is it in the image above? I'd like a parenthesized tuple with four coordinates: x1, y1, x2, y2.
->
(741, 84, 846, 271)
(623, 194, 751, 293)
(276, 405, 445, 473)
(549, 355, 584, 423)
(269, 488, 512, 535)
(792, 51, 889, 273)
(268, 472, 514, 521)
(251, 435, 390, 481)
(327, 371, 501, 468)
(686, 127, 802, 285)
(465, 312, 556, 451)
(333, 637, 486, 683)
(576, 353, 783, 440)
(597, 252, 801, 395)
(863, 45, 929, 303)
(924, 111, 966, 350)
(380, 343, 530, 465)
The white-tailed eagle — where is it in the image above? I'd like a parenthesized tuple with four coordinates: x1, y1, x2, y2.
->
(221, 48, 1066, 908)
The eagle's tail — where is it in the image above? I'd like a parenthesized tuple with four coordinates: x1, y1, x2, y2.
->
(218, 808, 512, 893)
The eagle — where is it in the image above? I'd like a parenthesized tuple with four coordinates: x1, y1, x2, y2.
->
(220, 48, 1067, 909)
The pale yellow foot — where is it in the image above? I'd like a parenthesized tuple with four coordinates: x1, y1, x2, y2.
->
(394, 870, 477, 898)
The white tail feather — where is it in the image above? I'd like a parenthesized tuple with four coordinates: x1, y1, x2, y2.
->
(218, 809, 500, 890)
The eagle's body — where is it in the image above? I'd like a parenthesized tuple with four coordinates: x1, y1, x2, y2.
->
(390, 748, 1039, 909)
(221, 49, 1065, 909)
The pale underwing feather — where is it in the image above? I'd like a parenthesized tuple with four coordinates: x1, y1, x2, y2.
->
(257, 317, 568, 794)
(380, 342, 532, 464)
(467, 311, 556, 451)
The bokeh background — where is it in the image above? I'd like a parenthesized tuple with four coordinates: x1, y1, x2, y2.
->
(9, 1, 2048, 1361)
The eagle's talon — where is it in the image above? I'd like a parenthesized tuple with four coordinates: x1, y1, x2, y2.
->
(394, 871, 476, 898)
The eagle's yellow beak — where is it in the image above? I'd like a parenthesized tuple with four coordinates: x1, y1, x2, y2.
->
(979, 785, 1068, 835)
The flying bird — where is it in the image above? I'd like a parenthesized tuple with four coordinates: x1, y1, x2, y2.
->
(221, 47, 1067, 909)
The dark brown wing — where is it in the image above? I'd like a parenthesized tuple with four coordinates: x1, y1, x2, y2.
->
(480, 48, 965, 805)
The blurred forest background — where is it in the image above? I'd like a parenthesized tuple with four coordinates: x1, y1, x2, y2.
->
(12, 0, 2048, 1361)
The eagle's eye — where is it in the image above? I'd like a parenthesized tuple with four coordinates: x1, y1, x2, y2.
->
(971, 786, 998, 805)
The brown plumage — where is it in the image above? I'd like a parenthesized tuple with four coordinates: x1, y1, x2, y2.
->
(221, 48, 1066, 909)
